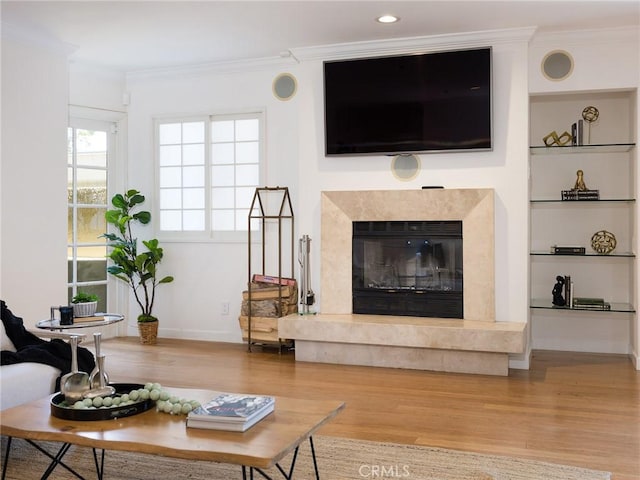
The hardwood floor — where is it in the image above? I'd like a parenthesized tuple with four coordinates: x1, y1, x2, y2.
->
(100, 338, 639, 479)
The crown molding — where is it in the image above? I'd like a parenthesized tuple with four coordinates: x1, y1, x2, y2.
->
(531, 25, 639, 48)
(125, 27, 537, 80)
(1, 22, 76, 57)
(290, 27, 538, 62)
(125, 55, 297, 81)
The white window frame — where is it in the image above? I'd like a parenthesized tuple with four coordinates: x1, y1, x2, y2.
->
(67, 117, 115, 308)
(69, 105, 127, 323)
(154, 110, 265, 243)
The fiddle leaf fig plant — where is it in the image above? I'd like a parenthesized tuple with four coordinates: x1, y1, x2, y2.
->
(103, 189, 173, 323)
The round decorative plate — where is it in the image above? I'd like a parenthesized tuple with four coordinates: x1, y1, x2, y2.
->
(51, 383, 155, 421)
(590, 230, 616, 254)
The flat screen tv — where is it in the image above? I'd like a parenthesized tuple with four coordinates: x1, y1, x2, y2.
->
(324, 47, 492, 156)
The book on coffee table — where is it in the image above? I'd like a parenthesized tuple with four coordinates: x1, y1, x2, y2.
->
(186, 392, 275, 432)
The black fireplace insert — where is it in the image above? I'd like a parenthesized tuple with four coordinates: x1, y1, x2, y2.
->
(352, 220, 463, 318)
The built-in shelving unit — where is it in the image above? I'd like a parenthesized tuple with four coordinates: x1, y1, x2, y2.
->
(529, 90, 637, 355)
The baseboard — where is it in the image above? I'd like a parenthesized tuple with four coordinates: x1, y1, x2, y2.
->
(124, 324, 241, 344)
(508, 345, 532, 370)
(630, 344, 640, 370)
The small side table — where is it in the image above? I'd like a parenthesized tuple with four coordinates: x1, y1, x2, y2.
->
(36, 313, 124, 332)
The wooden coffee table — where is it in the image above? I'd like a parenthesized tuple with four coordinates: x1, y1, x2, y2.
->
(0, 386, 345, 480)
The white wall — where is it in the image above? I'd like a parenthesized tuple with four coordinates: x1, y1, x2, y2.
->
(122, 63, 301, 340)
(121, 29, 533, 348)
(1, 34, 70, 325)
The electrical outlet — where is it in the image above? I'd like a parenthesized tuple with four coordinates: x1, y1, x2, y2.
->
(221, 302, 230, 315)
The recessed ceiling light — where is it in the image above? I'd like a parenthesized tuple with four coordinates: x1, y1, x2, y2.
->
(376, 15, 399, 24)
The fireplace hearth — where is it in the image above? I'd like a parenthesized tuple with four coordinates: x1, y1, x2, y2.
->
(352, 221, 463, 318)
(278, 189, 527, 376)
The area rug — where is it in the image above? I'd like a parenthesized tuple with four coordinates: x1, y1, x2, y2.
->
(0, 435, 611, 480)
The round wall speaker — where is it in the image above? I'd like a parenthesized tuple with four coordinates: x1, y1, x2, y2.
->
(391, 154, 420, 181)
(273, 73, 297, 101)
(541, 50, 574, 81)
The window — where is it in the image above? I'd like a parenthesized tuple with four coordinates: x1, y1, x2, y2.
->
(158, 120, 206, 231)
(157, 112, 263, 238)
(67, 123, 111, 311)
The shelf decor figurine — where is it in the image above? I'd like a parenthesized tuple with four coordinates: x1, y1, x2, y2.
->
(552, 275, 566, 306)
(581, 105, 599, 144)
(561, 170, 600, 200)
(591, 230, 617, 254)
(543, 130, 572, 147)
(573, 169, 588, 190)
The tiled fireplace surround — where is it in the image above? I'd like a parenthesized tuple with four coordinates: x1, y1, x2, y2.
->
(279, 189, 527, 375)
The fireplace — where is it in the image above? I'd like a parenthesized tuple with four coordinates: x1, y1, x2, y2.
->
(279, 189, 527, 376)
(352, 220, 463, 318)
(319, 188, 495, 321)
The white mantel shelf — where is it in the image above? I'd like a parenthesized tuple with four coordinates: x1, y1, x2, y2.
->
(279, 314, 528, 376)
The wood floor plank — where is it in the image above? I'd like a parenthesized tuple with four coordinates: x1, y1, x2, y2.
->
(100, 338, 640, 480)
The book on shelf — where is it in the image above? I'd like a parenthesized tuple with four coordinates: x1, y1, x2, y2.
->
(577, 120, 584, 146)
(561, 189, 600, 201)
(570, 120, 585, 146)
(563, 276, 573, 308)
(572, 297, 611, 310)
(186, 392, 275, 432)
(550, 245, 586, 255)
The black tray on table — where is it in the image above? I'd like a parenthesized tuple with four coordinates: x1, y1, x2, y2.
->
(51, 383, 155, 421)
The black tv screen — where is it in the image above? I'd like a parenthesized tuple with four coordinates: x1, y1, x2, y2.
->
(324, 47, 492, 156)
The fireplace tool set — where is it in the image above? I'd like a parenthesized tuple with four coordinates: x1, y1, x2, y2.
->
(298, 234, 316, 315)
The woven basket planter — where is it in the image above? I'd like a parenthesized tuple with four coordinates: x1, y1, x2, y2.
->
(138, 321, 158, 345)
(72, 301, 97, 318)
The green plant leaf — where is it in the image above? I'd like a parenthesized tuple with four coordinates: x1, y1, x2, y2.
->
(134, 211, 151, 224)
(143, 239, 159, 249)
(158, 276, 174, 284)
(105, 210, 121, 224)
(111, 194, 127, 209)
(129, 193, 145, 207)
(72, 291, 99, 303)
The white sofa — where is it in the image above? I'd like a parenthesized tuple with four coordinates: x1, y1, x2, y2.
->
(1, 321, 85, 410)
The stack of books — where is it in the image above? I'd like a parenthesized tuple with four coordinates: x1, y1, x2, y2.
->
(572, 297, 611, 310)
(550, 245, 586, 255)
(561, 189, 600, 201)
(186, 392, 275, 432)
